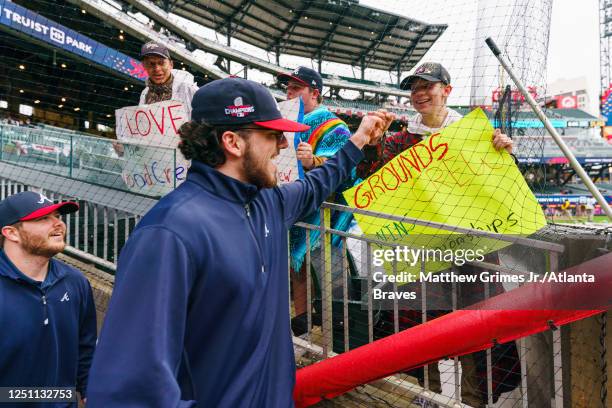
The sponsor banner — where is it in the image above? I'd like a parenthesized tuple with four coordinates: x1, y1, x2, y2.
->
(556, 95, 578, 109)
(601, 85, 612, 126)
(516, 156, 612, 164)
(0, 0, 147, 81)
(492, 118, 567, 128)
(536, 194, 612, 205)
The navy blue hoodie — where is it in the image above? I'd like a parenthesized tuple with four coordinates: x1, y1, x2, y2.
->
(0, 250, 97, 407)
(86, 142, 364, 407)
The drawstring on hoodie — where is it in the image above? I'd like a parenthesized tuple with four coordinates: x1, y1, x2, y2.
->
(42, 294, 48, 326)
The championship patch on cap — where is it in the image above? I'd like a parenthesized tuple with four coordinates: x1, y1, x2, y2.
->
(399, 62, 451, 90)
(415, 63, 435, 75)
(191, 77, 310, 132)
(224, 97, 255, 118)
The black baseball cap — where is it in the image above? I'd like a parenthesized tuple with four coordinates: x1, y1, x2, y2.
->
(400, 62, 451, 90)
(191, 77, 310, 132)
(277, 66, 323, 93)
(0, 191, 79, 228)
(140, 41, 171, 59)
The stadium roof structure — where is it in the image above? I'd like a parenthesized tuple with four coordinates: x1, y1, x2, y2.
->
(152, 0, 447, 73)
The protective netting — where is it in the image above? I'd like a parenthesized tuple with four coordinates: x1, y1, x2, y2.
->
(0, 0, 611, 407)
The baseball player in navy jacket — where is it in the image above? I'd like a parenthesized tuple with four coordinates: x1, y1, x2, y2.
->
(0, 191, 97, 407)
(87, 78, 394, 407)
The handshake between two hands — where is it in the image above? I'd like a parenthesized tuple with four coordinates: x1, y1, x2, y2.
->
(350, 110, 396, 149)
(296, 110, 395, 170)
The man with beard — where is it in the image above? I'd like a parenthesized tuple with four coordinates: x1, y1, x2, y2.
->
(86, 77, 394, 407)
(0, 191, 97, 407)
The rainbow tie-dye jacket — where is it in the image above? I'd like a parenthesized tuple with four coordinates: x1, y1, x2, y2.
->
(289, 105, 354, 272)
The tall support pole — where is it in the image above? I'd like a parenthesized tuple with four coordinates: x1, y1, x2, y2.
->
(600, 0, 611, 93)
(360, 56, 366, 100)
(227, 20, 232, 74)
(600, 0, 611, 138)
(486, 37, 612, 220)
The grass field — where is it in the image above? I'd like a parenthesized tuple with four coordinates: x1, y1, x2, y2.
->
(546, 215, 611, 224)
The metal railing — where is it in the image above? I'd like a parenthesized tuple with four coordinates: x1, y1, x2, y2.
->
(291, 204, 609, 408)
(0, 172, 608, 407)
(0, 124, 178, 198)
(0, 178, 136, 270)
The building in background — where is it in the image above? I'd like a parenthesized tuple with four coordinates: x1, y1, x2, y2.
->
(545, 76, 594, 114)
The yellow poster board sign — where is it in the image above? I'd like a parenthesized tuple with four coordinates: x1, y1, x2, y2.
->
(343, 108, 546, 275)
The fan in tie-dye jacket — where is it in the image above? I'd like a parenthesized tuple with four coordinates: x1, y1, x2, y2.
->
(289, 105, 355, 272)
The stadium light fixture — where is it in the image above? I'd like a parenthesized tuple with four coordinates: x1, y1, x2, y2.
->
(61, 63, 67, 68)
(81, 9, 86, 14)
(120, 30, 124, 34)
(106, 114, 112, 118)
(18, 64, 25, 70)
(34, 100, 40, 104)
(123, 86, 129, 91)
(61, 97, 66, 102)
(19, 89, 24, 93)
(58, 104, 63, 108)
(74, 107, 80, 112)
(119, 34, 125, 41)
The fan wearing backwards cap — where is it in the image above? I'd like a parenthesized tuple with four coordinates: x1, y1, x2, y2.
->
(0, 191, 97, 407)
(86, 77, 395, 408)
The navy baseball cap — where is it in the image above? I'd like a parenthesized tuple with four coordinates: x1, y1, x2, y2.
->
(400, 62, 451, 90)
(191, 77, 310, 132)
(0, 191, 79, 228)
(277, 66, 323, 93)
(141, 41, 170, 59)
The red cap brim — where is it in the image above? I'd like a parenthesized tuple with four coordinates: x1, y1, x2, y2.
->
(20, 202, 80, 221)
(254, 118, 310, 132)
(277, 73, 310, 88)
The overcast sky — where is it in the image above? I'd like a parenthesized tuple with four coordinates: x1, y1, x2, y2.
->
(547, 0, 600, 113)
(361, 0, 601, 112)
